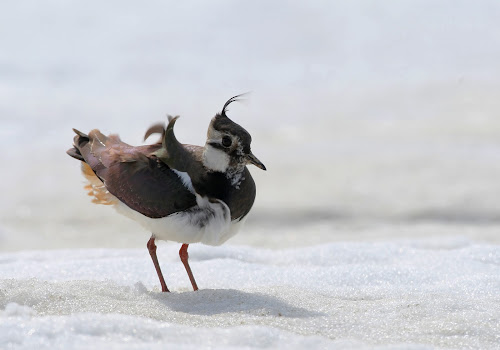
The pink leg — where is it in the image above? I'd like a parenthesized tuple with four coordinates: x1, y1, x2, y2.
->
(179, 244, 199, 291)
(147, 237, 169, 292)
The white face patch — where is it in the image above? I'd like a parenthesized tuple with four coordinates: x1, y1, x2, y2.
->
(202, 144, 230, 172)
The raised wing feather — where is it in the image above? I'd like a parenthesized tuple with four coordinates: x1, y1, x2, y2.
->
(68, 129, 197, 218)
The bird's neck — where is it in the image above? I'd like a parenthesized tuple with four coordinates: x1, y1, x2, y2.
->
(225, 163, 246, 189)
(202, 144, 246, 189)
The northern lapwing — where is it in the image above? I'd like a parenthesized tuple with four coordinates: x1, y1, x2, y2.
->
(67, 95, 266, 292)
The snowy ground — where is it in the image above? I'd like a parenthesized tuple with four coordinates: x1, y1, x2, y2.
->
(1, 240, 499, 349)
(2, 1, 500, 349)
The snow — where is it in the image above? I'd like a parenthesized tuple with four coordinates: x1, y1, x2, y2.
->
(1, 241, 499, 349)
(2, 1, 500, 349)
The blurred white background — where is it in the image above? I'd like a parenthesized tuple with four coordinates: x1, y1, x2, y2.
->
(1, 0, 500, 251)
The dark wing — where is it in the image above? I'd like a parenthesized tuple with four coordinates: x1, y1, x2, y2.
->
(154, 116, 207, 185)
(67, 129, 197, 218)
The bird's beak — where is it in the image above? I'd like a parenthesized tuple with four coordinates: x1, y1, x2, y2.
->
(246, 152, 266, 170)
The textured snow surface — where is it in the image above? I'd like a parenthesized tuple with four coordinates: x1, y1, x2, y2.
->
(1, 1, 500, 349)
(1, 240, 499, 349)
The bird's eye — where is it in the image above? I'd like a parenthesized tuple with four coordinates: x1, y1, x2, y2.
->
(221, 135, 232, 148)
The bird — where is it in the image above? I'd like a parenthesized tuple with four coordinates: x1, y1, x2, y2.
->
(67, 94, 266, 292)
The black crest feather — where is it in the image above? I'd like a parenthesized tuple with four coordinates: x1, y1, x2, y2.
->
(220, 93, 248, 117)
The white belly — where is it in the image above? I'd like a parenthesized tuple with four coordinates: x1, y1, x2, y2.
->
(113, 194, 246, 246)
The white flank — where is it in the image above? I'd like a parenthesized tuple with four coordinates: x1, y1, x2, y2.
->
(202, 144, 230, 172)
(113, 194, 244, 246)
(171, 169, 195, 194)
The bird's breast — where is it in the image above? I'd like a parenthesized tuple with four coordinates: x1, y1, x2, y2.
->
(191, 167, 256, 221)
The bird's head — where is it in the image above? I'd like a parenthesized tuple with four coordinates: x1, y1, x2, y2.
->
(203, 95, 266, 173)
